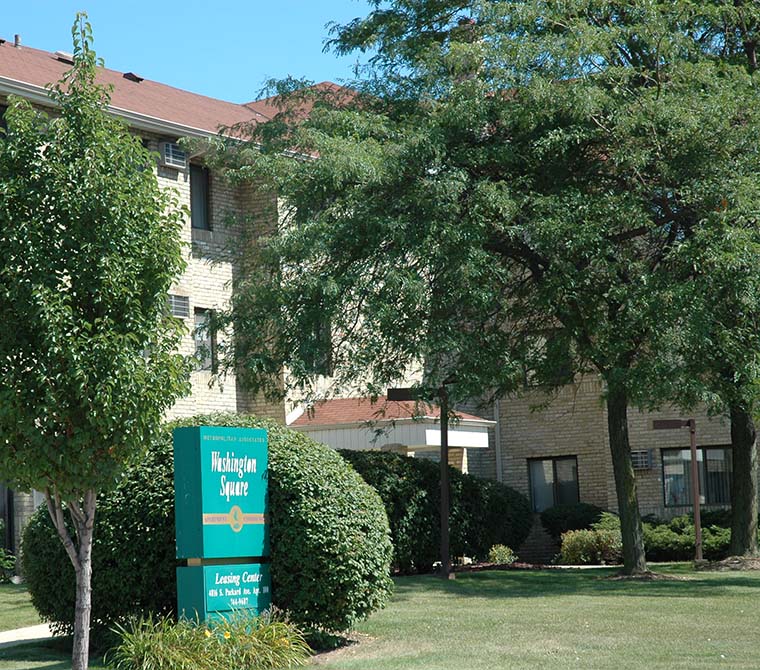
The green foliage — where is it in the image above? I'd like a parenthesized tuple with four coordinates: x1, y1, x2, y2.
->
(23, 413, 393, 633)
(337, 450, 531, 572)
(0, 18, 190, 668)
(106, 611, 310, 670)
(0, 548, 14, 584)
(589, 513, 736, 562)
(487, 545, 516, 565)
(592, 512, 625, 533)
(0, 18, 190, 498)
(560, 530, 623, 566)
(643, 518, 732, 563)
(22, 430, 179, 636)
(212, 0, 760, 574)
(540, 504, 605, 542)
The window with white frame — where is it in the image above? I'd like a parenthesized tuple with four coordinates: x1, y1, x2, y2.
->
(168, 294, 190, 319)
(190, 164, 210, 231)
(193, 308, 216, 371)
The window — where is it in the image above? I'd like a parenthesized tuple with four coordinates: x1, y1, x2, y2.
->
(631, 450, 653, 470)
(662, 446, 732, 507)
(528, 456, 579, 512)
(190, 164, 210, 230)
(194, 308, 216, 371)
(168, 294, 190, 319)
(299, 318, 333, 377)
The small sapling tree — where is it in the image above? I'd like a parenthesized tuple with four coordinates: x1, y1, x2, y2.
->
(0, 16, 189, 670)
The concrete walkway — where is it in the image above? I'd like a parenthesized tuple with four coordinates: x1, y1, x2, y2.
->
(0, 623, 54, 649)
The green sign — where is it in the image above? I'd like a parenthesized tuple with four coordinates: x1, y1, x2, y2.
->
(177, 563, 272, 620)
(174, 426, 269, 559)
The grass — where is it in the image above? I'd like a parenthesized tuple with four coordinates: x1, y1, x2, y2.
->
(0, 638, 105, 670)
(0, 584, 40, 632)
(316, 565, 760, 670)
(4, 565, 760, 669)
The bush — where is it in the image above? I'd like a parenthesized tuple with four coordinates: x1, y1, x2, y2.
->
(23, 413, 394, 634)
(107, 611, 311, 670)
(337, 450, 531, 573)
(643, 515, 732, 562)
(540, 503, 605, 541)
(560, 529, 622, 565)
(591, 512, 622, 533)
(487, 544, 517, 565)
(0, 548, 14, 583)
(588, 512, 734, 562)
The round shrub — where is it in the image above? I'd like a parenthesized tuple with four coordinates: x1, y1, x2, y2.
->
(337, 450, 531, 573)
(487, 544, 517, 565)
(23, 413, 393, 634)
(540, 503, 605, 541)
(559, 529, 622, 565)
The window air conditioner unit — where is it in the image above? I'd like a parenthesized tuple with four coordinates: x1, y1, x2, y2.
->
(159, 141, 187, 169)
(631, 449, 654, 470)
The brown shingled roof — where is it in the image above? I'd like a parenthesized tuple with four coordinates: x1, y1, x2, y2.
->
(245, 81, 356, 122)
(0, 42, 268, 134)
(291, 396, 489, 427)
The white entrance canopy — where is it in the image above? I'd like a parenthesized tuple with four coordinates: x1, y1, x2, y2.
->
(287, 396, 495, 454)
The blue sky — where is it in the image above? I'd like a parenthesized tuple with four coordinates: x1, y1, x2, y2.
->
(4, 1, 375, 103)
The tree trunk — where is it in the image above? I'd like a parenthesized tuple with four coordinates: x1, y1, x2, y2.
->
(729, 404, 758, 557)
(606, 384, 647, 574)
(45, 489, 97, 670)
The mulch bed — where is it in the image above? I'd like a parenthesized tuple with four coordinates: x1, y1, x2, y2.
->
(453, 561, 559, 572)
(694, 556, 760, 571)
(602, 571, 691, 582)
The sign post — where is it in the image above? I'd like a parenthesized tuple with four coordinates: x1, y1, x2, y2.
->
(174, 426, 271, 620)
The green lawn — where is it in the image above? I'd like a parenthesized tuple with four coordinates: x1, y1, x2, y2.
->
(316, 565, 760, 670)
(0, 584, 40, 632)
(3, 566, 760, 669)
(0, 638, 105, 670)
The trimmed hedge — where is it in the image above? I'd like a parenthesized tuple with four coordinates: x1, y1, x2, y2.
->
(540, 503, 605, 541)
(559, 529, 622, 565)
(558, 512, 738, 564)
(23, 413, 393, 634)
(337, 450, 532, 573)
(642, 516, 732, 562)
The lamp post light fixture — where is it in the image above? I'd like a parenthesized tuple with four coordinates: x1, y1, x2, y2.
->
(388, 385, 455, 580)
(652, 418, 703, 561)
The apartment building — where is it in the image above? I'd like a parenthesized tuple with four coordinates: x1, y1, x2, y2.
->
(0, 38, 284, 553)
(0, 37, 742, 559)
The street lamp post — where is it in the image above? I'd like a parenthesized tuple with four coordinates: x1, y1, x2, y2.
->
(653, 418, 703, 561)
(389, 385, 454, 579)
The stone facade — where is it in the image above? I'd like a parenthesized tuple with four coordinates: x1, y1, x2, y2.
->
(496, 376, 732, 519)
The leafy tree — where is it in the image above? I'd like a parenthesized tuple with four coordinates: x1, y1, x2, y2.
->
(0, 16, 189, 669)
(216, 1, 760, 573)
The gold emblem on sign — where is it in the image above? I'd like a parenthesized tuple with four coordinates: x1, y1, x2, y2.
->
(229, 505, 244, 533)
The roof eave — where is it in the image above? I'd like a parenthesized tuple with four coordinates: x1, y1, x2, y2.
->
(0, 74, 228, 140)
(290, 416, 496, 431)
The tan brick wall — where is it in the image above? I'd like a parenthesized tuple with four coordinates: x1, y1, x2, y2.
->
(455, 399, 498, 480)
(500, 377, 610, 510)
(13, 491, 34, 557)
(137, 137, 284, 423)
(626, 404, 730, 518)
(498, 376, 734, 518)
